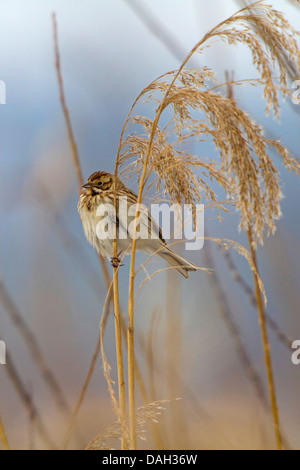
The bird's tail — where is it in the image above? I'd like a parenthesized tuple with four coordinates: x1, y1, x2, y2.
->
(157, 246, 196, 278)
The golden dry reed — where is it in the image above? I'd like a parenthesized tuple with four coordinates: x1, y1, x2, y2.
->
(0, 414, 9, 450)
(107, 0, 300, 450)
(53, 1, 300, 450)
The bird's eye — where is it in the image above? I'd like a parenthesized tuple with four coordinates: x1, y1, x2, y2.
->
(98, 181, 103, 187)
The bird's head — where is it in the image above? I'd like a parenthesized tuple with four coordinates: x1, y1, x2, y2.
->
(82, 171, 114, 195)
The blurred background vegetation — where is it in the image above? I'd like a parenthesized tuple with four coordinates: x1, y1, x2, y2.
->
(0, 0, 299, 450)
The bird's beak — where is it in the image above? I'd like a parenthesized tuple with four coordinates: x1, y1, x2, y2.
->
(83, 183, 91, 190)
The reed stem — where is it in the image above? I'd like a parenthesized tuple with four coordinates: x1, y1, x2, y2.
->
(112, 266, 127, 450)
(127, 264, 137, 449)
(247, 228, 282, 450)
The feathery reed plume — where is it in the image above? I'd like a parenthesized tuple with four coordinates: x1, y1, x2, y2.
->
(111, 1, 300, 449)
(225, 74, 281, 447)
(117, 1, 300, 245)
(86, 400, 171, 450)
(238, 0, 300, 80)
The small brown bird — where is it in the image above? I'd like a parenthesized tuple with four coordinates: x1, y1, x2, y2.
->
(78, 171, 196, 278)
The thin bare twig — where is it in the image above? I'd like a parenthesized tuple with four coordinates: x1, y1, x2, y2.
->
(52, 13, 115, 448)
(61, 261, 113, 449)
(5, 351, 56, 449)
(218, 245, 294, 350)
(52, 12, 84, 190)
(122, 0, 187, 62)
(62, 337, 100, 449)
(204, 243, 269, 408)
(138, 326, 236, 449)
(0, 278, 69, 413)
(36, 184, 103, 300)
(0, 414, 10, 450)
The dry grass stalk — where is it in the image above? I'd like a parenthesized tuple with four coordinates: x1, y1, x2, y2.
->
(39, 182, 118, 449)
(165, 267, 189, 448)
(52, 12, 126, 449)
(52, 2, 300, 450)
(52, 12, 112, 293)
(111, 1, 300, 449)
(99, 275, 131, 449)
(37, 184, 103, 299)
(50, 27, 147, 447)
(5, 351, 55, 449)
(138, 324, 235, 448)
(62, 338, 101, 450)
(219, 245, 294, 350)
(0, 278, 69, 414)
(0, 278, 67, 412)
(113, 163, 136, 448)
(226, 74, 282, 449)
(247, 228, 282, 449)
(144, 310, 166, 449)
(112, 267, 127, 450)
(120, 315, 147, 404)
(120, 313, 168, 447)
(112, 166, 127, 450)
(0, 414, 10, 450)
(52, 13, 84, 190)
(97, 279, 156, 450)
(123, 0, 186, 62)
(127, 284, 136, 449)
(204, 243, 268, 409)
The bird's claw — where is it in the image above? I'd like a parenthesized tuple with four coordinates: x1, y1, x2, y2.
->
(111, 257, 123, 268)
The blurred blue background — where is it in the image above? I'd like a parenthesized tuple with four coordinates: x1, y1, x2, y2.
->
(0, 0, 299, 450)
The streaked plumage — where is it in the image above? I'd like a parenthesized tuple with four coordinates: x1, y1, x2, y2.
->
(78, 171, 196, 278)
